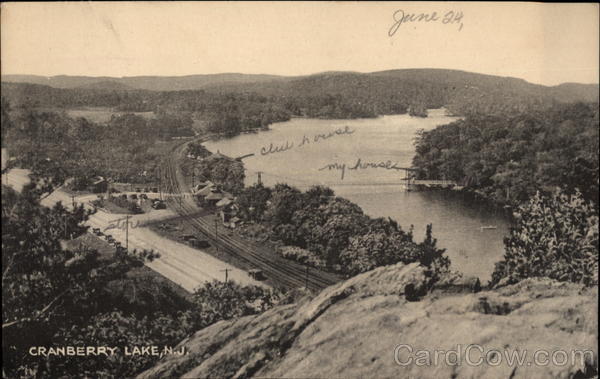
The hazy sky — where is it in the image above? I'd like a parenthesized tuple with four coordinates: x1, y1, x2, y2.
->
(1, 2, 598, 86)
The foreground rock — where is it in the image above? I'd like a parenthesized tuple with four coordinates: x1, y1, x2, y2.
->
(138, 262, 598, 379)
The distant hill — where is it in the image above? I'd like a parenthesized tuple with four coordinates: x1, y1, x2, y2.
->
(1, 73, 285, 91)
(207, 69, 599, 104)
(2, 70, 597, 104)
(548, 82, 600, 103)
(2, 69, 597, 119)
(74, 80, 135, 91)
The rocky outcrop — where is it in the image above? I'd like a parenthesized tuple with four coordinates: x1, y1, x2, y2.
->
(138, 263, 598, 379)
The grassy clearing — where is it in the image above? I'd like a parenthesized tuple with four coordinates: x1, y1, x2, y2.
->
(64, 107, 156, 123)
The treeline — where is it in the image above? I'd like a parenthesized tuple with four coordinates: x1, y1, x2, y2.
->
(6, 70, 596, 139)
(2, 99, 193, 188)
(1, 83, 292, 136)
(235, 184, 449, 277)
(412, 102, 599, 205)
(2, 184, 280, 377)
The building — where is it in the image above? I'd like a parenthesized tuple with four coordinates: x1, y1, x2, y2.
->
(204, 190, 225, 206)
(89, 176, 108, 193)
(193, 181, 214, 194)
(219, 202, 240, 228)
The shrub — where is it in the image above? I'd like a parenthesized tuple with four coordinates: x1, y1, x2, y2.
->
(278, 246, 326, 269)
(339, 225, 448, 277)
(188, 280, 280, 328)
(491, 189, 598, 287)
(108, 195, 143, 214)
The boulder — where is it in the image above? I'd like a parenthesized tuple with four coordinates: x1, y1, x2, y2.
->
(137, 263, 598, 379)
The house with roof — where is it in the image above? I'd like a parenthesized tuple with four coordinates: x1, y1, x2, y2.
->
(89, 176, 108, 193)
(219, 201, 240, 228)
(193, 180, 214, 194)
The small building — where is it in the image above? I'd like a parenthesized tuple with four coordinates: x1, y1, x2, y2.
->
(248, 269, 266, 281)
(215, 197, 233, 208)
(89, 176, 108, 193)
(205, 191, 225, 205)
(220, 202, 240, 227)
(196, 183, 216, 197)
(193, 181, 214, 194)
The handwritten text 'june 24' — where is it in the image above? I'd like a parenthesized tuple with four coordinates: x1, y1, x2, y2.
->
(388, 9, 464, 36)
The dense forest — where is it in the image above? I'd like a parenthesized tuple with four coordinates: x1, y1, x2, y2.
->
(412, 102, 599, 205)
(1, 99, 194, 188)
(234, 184, 449, 277)
(3, 69, 598, 138)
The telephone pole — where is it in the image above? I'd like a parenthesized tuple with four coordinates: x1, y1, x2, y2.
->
(214, 218, 219, 252)
(158, 165, 163, 200)
(305, 265, 310, 290)
(125, 215, 130, 251)
(220, 268, 233, 283)
(257, 171, 262, 185)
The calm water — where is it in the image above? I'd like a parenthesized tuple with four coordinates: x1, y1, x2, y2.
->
(204, 110, 510, 282)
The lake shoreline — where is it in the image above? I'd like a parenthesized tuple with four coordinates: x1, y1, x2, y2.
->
(203, 112, 510, 282)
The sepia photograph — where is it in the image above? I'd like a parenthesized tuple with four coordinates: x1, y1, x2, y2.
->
(1, 2, 598, 378)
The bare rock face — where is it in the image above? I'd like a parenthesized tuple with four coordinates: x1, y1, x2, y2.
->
(137, 263, 598, 379)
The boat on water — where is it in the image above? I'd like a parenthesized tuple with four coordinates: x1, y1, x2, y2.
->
(480, 225, 497, 230)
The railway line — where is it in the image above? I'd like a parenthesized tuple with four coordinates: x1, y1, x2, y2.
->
(161, 141, 341, 292)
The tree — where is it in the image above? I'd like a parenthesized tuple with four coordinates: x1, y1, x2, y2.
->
(236, 183, 272, 221)
(1, 184, 159, 377)
(263, 184, 303, 225)
(491, 189, 599, 287)
(303, 185, 335, 208)
(187, 280, 280, 328)
(339, 232, 416, 276)
(195, 157, 245, 195)
(339, 224, 448, 277)
(418, 224, 450, 279)
(1, 97, 14, 145)
(278, 246, 325, 269)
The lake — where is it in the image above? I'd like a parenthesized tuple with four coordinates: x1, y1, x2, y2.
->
(204, 110, 510, 282)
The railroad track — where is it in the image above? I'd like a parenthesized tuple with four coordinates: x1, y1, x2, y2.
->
(161, 140, 341, 292)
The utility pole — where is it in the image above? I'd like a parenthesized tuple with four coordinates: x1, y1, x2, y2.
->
(305, 265, 310, 290)
(125, 215, 130, 251)
(257, 171, 262, 185)
(214, 218, 219, 252)
(158, 165, 163, 200)
(220, 268, 233, 283)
